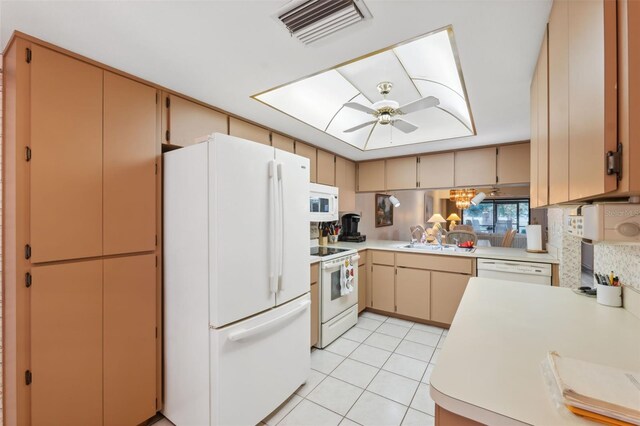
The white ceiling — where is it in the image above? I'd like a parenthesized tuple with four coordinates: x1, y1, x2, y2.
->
(0, 0, 552, 161)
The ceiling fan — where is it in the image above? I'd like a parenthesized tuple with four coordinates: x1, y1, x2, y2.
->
(342, 82, 440, 134)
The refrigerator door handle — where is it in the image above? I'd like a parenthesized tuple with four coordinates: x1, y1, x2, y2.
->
(269, 160, 278, 294)
(277, 162, 285, 290)
(227, 299, 311, 342)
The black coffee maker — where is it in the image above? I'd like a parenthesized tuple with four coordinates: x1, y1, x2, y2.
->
(339, 213, 366, 242)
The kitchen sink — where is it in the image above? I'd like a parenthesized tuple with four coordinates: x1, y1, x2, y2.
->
(397, 244, 476, 253)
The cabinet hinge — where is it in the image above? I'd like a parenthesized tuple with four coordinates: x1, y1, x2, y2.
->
(417, 157, 420, 164)
(155, 256, 158, 267)
(155, 163, 158, 175)
(155, 327, 158, 338)
(155, 398, 158, 410)
(25, 48, 32, 64)
(496, 175, 499, 184)
(165, 130, 170, 142)
(606, 142, 623, 181)
(165, 97, 170, 109)
(269, 133, 273, 143)
(25, 146, 32, 162)
(25, 244, 31, 260)
(416, 181, 419, 187)
(156, 93, 158, 104)
(155, 234, 158, 246)
(25, 272, 32, 288)
(25, 370, 32, 385)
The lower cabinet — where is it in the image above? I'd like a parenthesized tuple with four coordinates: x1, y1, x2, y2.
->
(371, 264, 395, 312)
(30, 254, 157, 426)
(430, 272, 471, 325)
(310, 263, 319, 347)
(395, 267, 430, 320)
(358, 262, 367, 313)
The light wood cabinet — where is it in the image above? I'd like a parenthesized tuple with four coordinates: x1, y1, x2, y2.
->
(357, 160, 386, 192)
(418, 153, 455, 189)
(295, 141, 317, 183)
(548, 0, 570, 204)
(335, 157, 356, 212)
(567, 0, 617, 200)
(104, 254, 157, 426)
(358, 250, 368, 313)
(497, 144, 530, 185)
(229, 116, 270, 145)
(30, 45, 103, 263)
(454, 148, 496, 187)
(272, 132, 295, 153)
(310, 263, 319, 347)
(395, 267, 430, 320)
(386, 157, 417, 190)
(164, 93, 227, 146)
(530, 57, 540, 209)
(317, 149, 336, 186)
(31, 260, 103, 426)
(430, 272, 470, 325)
(371, 264, 395, 312)
(538, 29, 549, 207)
(103, 72, 157, 255)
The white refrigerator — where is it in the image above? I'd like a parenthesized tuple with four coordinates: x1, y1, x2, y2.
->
(163, 133, 311, 426)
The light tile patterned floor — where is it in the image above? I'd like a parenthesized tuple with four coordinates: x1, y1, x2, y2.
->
(155, 312, 446, 426)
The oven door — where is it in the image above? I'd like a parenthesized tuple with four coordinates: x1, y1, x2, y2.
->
(321, 256, 359, 323)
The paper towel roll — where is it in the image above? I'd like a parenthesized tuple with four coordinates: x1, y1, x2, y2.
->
(526, 225, 543, 251)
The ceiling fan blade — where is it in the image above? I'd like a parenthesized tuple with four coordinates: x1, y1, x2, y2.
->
(391, 118, 418, 133)
(343, 120, 378, 133)
(343, 102, 378, 115)
(397, 96, 440, 115)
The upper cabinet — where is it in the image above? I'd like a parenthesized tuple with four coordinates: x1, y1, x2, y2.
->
(357, 160, 386, 192)
(271, 132, 295, 153)
(316, 149, 335, 186)
(497, 144, 531, 185)
(418, 153, 454, 189)
(163, 94, 227, 147)
(294, 142, 317, 183)
(229, 117, 270, 145)
(530, 27, 549, 208)
(385, 157, 417, 190)
(454, 148, 497, 187)
(335, 157, 356, 212)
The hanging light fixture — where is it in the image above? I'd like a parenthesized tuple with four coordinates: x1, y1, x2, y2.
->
(449, 189, 476, 209)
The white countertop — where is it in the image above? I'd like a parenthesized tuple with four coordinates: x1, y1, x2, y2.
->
(430, 278, 640, 425)
(309, 239, 559, 264)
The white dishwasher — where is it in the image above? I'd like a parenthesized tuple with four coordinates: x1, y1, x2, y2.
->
(477, 259, 552, 285)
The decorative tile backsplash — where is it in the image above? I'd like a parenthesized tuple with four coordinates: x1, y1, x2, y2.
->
(594, 243, 640, 290)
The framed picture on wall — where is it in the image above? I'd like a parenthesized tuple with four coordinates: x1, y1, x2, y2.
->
(375, 194, 393, 227)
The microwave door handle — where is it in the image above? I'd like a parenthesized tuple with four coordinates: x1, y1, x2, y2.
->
(277, 162, 285, 291)
(269, 160, 278, 294)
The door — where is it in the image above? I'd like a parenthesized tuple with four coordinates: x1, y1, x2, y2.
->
(396, 267, 430, 320)
(418, 153, 454, 189)
(229, 116, 271, 145)
(430, 272, 470, 325)
(275, 148, 311, 305)
(537, 29, 549, 206)
(272, 132, 295, 153)
(209, 135, 276, 327)
(31, 260, 103, 426)
(357, 160, 385, 192)
(104, 254, 156, 426)
(371, 264, 394, 312)
(30, 45, 103, 263)
(294, 141, 317, 183)
(165, 94, 227, 146)
(210, 294, 310, 426)
(454, 148, 497, 187)
(497, 144, 530, 185)
(530, 59, 539, 208)
(358, 262, 367, 313)
(103, 71, 157, 255)
(386, 157, 417, 190)
(316, 149, 335, 185)
(335, 157, 356, 212)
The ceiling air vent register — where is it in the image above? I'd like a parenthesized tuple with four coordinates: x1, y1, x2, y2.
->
(277, 0, 372, 44)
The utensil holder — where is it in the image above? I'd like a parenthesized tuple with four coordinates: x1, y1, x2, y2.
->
(328, 235, 338, 244)
(320, 236, 328, 246)
(596, 284, 622, 307)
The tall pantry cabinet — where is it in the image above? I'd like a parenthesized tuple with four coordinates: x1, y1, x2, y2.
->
(3, 36, 161, 426)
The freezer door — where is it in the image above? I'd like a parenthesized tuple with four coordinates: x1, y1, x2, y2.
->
(210, 294, 311, 426)
(274, 148, 311, 306)
(209, 134, 277, 327)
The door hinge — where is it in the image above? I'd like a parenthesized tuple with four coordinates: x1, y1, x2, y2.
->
(25, 272, 32, 288)
(25, 244, 31, 260)
(165, 130, 170, 142)
(606, 142, 623, 181)
(25, 370, 32, 385)
(165, 97, 170, 109)
(26, 48, 32, 64)
(25, 147, 32, 162)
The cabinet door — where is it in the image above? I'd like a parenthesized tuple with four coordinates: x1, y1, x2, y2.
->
(386, 157, 417, 190)
(568, 0, 618, 200)
(104, 254, 156, 426)
(396, 267, 430, 320)
(497, 144, 530, 185)
(418, 153, 454, 189)
(104, 72, 157, 255)
(30, 45, 103, 263)
(537, 29, 549, 207)
(371, 264, 395, 312)
(358, 263, 367, 313)
(31, 260, 103, 425)
(454, 148, 496, 187)
(311, 282, 319, 347)
(548, 0, 570, 204)
(229, 116, 271, 145)
(335, 157, 356, 212)
(430, 272, 470, 325)
(166, 94, 227, 146)
(295, 141, 317, 183)
(357, 160, 385, 192)
(272, 132, 295, 153)
(530, 59, 539, 208)
(317, 149, 335, 186)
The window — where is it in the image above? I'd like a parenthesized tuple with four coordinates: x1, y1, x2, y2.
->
(461, 199, 530, 234)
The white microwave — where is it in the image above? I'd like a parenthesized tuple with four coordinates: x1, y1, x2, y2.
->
(309, 183, 339, 222)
